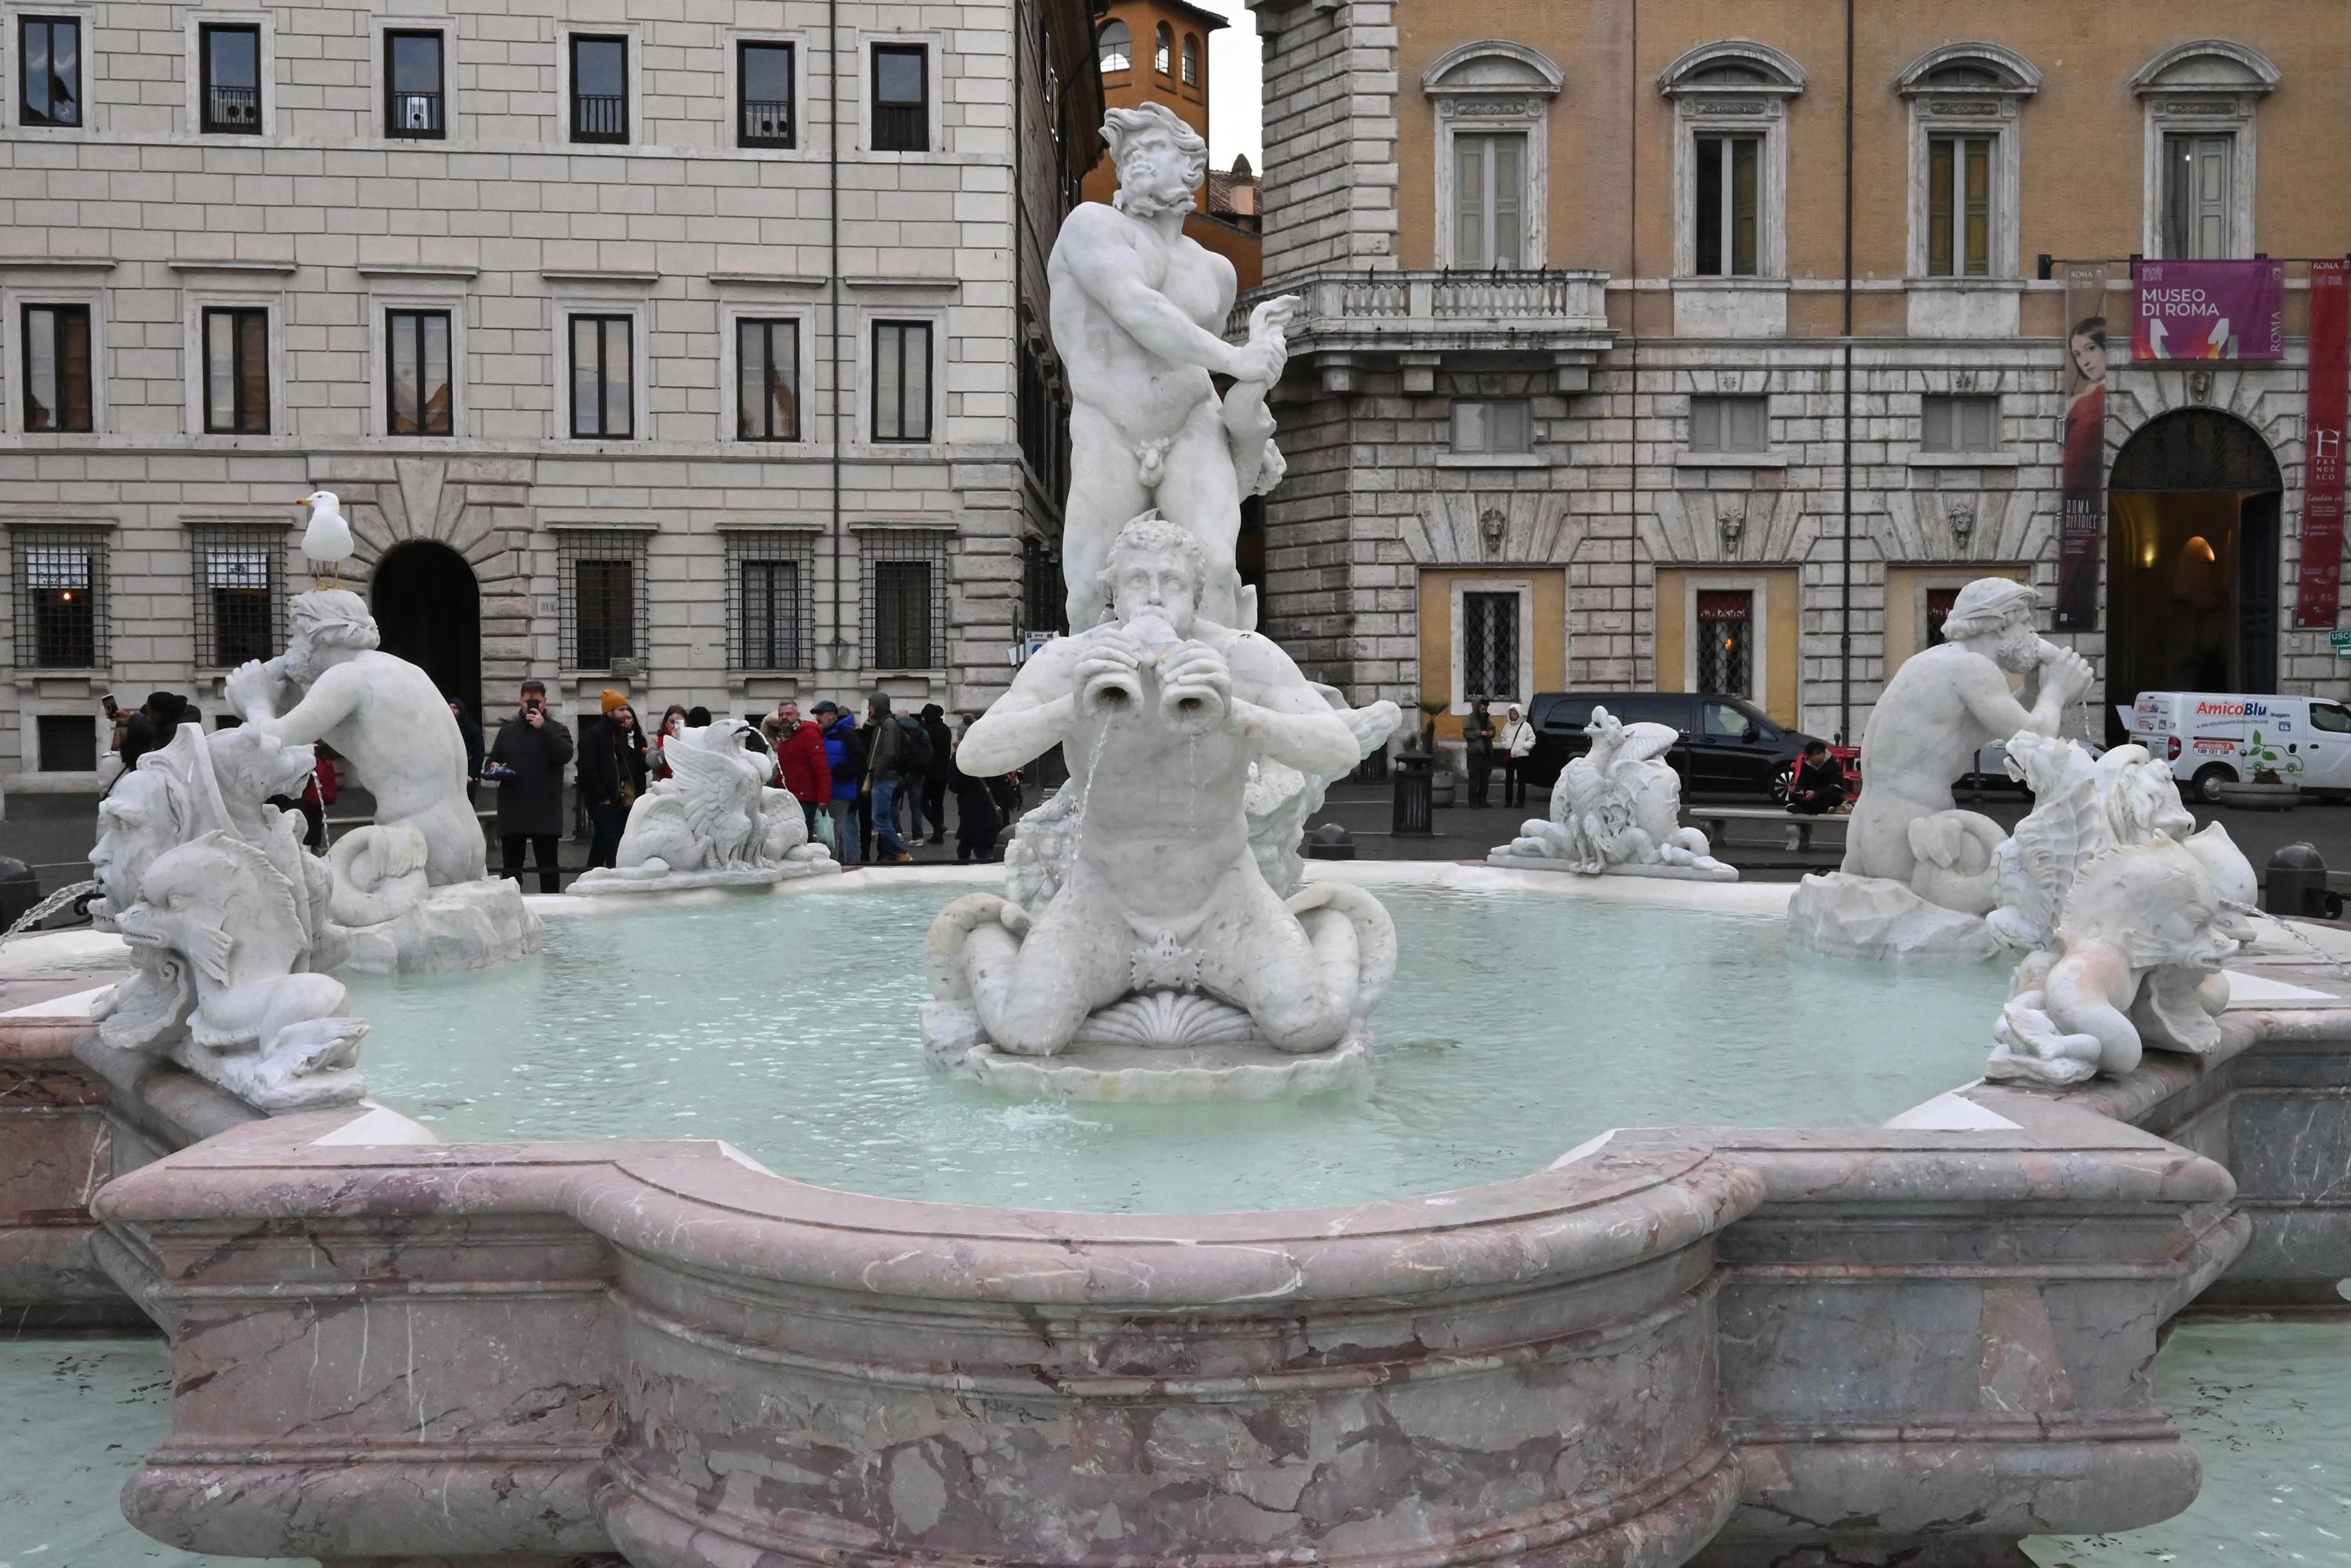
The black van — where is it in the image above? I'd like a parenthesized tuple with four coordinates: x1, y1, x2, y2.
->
(1522, 692, 1821, 799)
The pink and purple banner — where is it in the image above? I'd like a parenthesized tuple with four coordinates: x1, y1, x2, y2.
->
(2295, 259, 2349, 628)
(2132, 259, 2286, 361)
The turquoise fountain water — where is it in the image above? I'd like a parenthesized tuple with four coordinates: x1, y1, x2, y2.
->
(346, 880, 2009, 1213)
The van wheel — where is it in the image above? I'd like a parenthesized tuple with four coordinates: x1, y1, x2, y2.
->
(2191, 763, 2236, 803)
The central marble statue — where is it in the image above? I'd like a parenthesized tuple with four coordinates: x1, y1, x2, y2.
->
(924, 105, 1397, 1099)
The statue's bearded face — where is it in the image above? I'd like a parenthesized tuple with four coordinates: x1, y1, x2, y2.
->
(1988, 616, 2042, 675)
(1115, 129, 1196, 217)
(1107, 550, 1201, 634)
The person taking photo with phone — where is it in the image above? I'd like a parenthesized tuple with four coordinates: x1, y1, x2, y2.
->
(487, 679, 574, 893)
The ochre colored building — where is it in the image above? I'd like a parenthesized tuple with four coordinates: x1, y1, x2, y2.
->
(1245, 0, 2351, 757)
(1091, 0, 1263, 292)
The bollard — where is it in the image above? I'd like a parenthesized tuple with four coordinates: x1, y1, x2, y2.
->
(2262, 842, 2330, 919)
(1392, 751, 1434, 838)
(1303, 823, 1356, 861)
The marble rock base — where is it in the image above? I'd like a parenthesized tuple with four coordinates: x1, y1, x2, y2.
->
(1785, 871, 2001, 962)
(1486, 851, 1740, 882)
(569, 852, 839, 896)
(337, 877, 544, 975)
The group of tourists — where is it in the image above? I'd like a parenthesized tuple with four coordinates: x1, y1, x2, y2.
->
(480, 684, 1018, 892)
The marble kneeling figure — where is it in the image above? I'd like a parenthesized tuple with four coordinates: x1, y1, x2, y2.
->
(570, 720, 836, 893)
(922, 516, 1395, 1099)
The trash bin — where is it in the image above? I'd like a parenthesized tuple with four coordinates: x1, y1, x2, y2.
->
(2264, 842, 2331, 919)
(1392, 752, 1434, 838)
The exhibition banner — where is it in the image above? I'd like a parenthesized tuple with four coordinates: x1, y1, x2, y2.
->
(2132, 258, 2286, 361)
(2295, 259, 2349, 628)
(2055, 265, 2108, 630)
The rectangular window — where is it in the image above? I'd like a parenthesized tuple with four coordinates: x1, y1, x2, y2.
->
(18, 16, 81, 127)
(1449, 398, 1532, 455)
(871, 319, 932, 442)
(559, 531, 647, 672)
(1694, 133, 1760, 277)
(199, 24, 262, 134)
(1924, 585, 1962, 649)
(201, 306, 270, 434)
(2163, 133, 2234, 259)
(862, 531, 949, 670)
(191, 526, 282, 668)
(385, 30, 444, 139)
(735, 317, 799, 440)
(738, 41, 794, 148)
(386, 309, 453, 436)
(1695, 590, 1753, 696)
(871, 43, 927, 153)
(36, 713, 96, 771)
(1689, 395, 1767, 454)
(1921, 394, 2000, 454)
(728, 531, 815, 670)
(1926, 135, 1993, 277)
(1452, 132, 1526, 269)
(1461, 591, 1520, 703)
(569, 314, 632, 439)
(20, 302, 92, 432)
(570, 34, 627, 144)
(13, 530, 106, 668)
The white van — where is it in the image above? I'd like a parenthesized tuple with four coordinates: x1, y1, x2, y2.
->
(2124, 690, 2351, 800)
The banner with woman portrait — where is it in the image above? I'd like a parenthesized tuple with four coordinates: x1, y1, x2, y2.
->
(2055, 266, 2109, 630)
(2295, 259, 2349, 627)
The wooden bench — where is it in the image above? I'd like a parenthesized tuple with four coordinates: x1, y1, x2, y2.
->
(1683, 804, 1849, 854)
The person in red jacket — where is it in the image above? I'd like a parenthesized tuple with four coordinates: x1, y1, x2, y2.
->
(763, 699, 831, 835)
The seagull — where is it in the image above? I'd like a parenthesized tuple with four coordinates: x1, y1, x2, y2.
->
(298, 491, 353, 587)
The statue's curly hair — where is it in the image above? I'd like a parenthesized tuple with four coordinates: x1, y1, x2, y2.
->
(1095, 512, 1208, 604)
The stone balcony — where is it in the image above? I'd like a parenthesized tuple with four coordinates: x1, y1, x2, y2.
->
(1239, 268, 1617, 394)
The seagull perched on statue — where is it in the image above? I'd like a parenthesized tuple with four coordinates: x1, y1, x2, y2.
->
(298, 491, 352, 586)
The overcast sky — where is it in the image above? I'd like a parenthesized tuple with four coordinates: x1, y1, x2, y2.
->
(1206, 5, 1263, 168)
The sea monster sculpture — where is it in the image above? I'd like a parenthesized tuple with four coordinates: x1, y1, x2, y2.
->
(103, 831, 368, 1111)
(1494, 706, 1733, 880)
(570, 721, 835, 892)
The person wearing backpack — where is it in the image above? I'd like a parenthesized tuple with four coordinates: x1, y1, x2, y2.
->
(864, 693, 913, 862)
(916, 702, 955, 844)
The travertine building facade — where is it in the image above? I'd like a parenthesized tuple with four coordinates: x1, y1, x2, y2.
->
(0, 0, 1099, 787)
(1243, 0, 2351, 753)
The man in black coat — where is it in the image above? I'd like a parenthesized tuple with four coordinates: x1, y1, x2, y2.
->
(918, 702, 955, 845)
(487, 679, 574, 893)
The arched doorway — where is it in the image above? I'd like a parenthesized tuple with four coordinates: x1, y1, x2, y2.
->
(2105, 409, 2283, 741)
(371, 540, 481, 718)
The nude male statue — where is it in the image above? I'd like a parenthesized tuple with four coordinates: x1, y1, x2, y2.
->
(224, 590, 487, 886)
(954, 516, 1368, 1056)
(1844, 578, 2094, 895)
(1048, 102, 1295, 632)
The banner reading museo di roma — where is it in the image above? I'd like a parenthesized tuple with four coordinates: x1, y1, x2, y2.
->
(2055, 264, 2108, 631)
(2295, 259, 2349, 628)
(2132, 259, 2286, 361)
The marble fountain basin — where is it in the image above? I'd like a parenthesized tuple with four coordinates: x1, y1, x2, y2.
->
(3, 863, 2346, 1568)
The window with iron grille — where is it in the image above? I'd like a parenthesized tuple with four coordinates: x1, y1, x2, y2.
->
(386, 309, 454, 435)
(862, 531, 949, 671)
(738, 42, 793, 148)
(736, 318, 799, 440)
(871, 320, 931, 442)
(199, 24, 261, 134)
(1695, 590, 1753, 696)
(559, 531, 647, 672)
(386, 30, 444, 138)
(1021, 535, 1067, 637)
(1925, 586, 1962, 649)
(870, 44, 927, 152)
(20, 302, 92, 431)
(19, 16, 81, 128)
(1460, 591, 1520, 703)
(728, 531, 814, 671)
(191, 527, 284, 668)
(569, 313, 632, 439)
(12, 528, 107, 668)
(570, 34, 627, 144)
(36, 712, 96, 771)
(201, 306, 270, 434)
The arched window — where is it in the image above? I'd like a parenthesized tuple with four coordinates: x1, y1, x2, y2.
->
(1894, 44, 2041, 280)
(1154, 23, 1172, 76)
(1096, 20, 1130, 73)
(1657, 42, 1807, 280)
(1182, 33, 1201, 86)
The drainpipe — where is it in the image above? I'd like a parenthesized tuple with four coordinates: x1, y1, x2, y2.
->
(828, 0, 846, 679)
(1628, 0, 1642, 693)
(1838, 0, 1855, 744)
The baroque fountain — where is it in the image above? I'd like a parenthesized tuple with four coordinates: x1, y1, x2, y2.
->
(2, 102, 2348, 1568)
